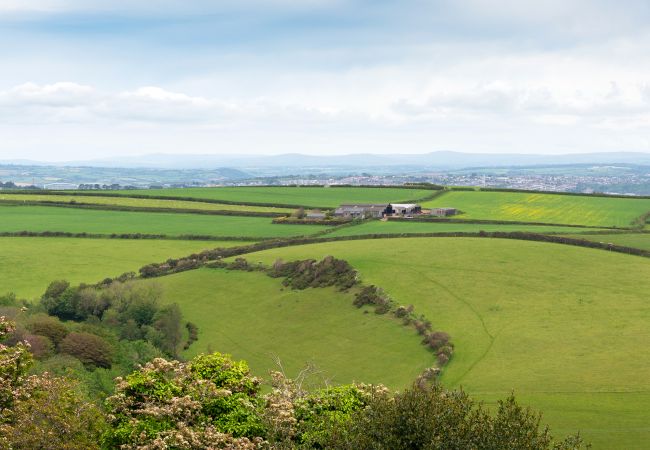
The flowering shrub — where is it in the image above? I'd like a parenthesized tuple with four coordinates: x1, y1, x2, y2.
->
(103, 353, 266, 449)
(0, 316, 104, 449)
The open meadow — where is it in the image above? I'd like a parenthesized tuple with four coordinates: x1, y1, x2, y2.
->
(236, 237, 650, 449)
(103, 186, 436, 208)
(0, 237, 242, 298)
(423, 191, 650, 227)
(0, 205, 328, 238)
(0, 192, 294, 214)
(148, 267, 432, 388)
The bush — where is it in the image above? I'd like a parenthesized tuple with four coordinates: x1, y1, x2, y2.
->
(59, 332, 114, 368)
(103, 353, 265, 448)
(28, 316, 69, 346)
(353, 285, 392, 314)
(23, 334, 54, 360)
(326, 383, 586, 449)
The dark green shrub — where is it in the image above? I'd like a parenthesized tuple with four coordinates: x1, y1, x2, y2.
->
(59, 332, 114, 369)
(28, 317, 69, 346)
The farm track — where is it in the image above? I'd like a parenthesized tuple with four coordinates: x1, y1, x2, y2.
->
(411, 267, 499, 386)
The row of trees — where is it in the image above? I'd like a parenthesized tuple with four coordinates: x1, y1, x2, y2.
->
(0, 315, 587, 449)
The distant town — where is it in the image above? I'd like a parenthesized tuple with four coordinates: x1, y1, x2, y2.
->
(1, 162, 649, 195)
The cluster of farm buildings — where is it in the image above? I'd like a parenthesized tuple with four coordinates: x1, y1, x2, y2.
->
(308, 203, 457, 219)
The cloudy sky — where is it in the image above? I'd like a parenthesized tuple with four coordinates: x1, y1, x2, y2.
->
(1, 0, 650, 160)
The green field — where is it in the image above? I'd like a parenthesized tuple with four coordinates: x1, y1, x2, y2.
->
(0, 205, 328, 238)
(423, 191, 650, 227)
(236, 237, 650, 449)
(562, 232, 650, 251)
(0, 237, 245, 298)
(150, 268, 432, 388)
(326, 220, 603, 237)
(103, 186, 435, 208)
(0, 193, 294, 214)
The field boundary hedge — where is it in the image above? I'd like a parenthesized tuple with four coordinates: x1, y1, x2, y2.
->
(0, 200, 288, 217)
(0, 231, 262, 241)
(387, 216, 617, 230)
(477, 187, 650, 199)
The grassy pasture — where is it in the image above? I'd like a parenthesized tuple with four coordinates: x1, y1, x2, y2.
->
(0, 193, 294, 214)
(0, 237, 243, 298)
(422, 191, 650, 227)
(237, 237, 650, 449)
(102, 186, 436, 208)
(326, 220, 604, 237)
(561, 232, 650, 251)
(150, 268, 432, 388)
(0, 205, 329, 238)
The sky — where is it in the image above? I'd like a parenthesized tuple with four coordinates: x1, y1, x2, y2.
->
(1, 0, 650, 161)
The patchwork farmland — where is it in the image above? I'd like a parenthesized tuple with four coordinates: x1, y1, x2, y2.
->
(2, 185, 649, 449)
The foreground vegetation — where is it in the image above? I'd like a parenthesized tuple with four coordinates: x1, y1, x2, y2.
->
(423, 190, 650, 227)
(0, 205, 327, 238)
(0, 315, 586, 449)
(239, 237, 650, 448)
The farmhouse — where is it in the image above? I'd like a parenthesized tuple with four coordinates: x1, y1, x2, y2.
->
(430, 207, 458, 217)
(333, 203, 424, 218)
(334, 204, 394, 218)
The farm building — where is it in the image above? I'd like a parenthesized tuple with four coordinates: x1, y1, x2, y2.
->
(334, 204, 394, 218)
(334, 203, 423, 218)
(306, 210, 326, 219)
(430, 207, 458, 217)
(391, 203, 421, 216)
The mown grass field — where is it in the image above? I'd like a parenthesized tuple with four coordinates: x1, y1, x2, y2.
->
(0, 237, 243, 298)
(103, 186, 436, 208)
(562, 232, 650, 251)
(237, 237, 650, 449)
(0, 205, 328, 238)
(422, 191, 650, 227)
(150, 268, 432, 388)
(0, 193, 294, 214)
(326, 220, 604, 237)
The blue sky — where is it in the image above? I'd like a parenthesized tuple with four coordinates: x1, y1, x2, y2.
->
(1, 0, 650, 160)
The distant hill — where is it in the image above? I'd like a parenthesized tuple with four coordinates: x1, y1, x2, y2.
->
(6, 151, 650, 171)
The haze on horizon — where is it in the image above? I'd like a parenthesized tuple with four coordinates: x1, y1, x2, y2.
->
(1, 0, 650, 162)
